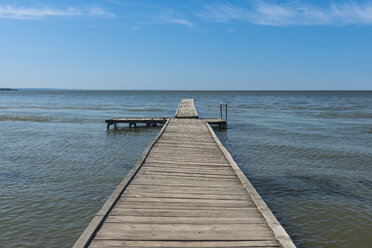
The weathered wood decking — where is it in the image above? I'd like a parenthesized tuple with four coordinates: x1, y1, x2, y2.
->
(75, 99, 295, 248)
(175, 99, 199, 118)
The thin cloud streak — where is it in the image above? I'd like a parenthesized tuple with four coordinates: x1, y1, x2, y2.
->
(3, 1, 370, 27)
(133, 7, 194, 28)
(153, 16, 194, 27)
(198, 1, 372, 26)
(0, 5, 114, 20)
(170, 19, 194, 27)
(103, 0, 194, 27)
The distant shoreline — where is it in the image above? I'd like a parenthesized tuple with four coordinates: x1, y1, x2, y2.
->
(5, 88, 372, 92)
(0, 88, 18, 91)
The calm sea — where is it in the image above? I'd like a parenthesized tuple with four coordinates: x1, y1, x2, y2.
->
(0, 90, 371, 248)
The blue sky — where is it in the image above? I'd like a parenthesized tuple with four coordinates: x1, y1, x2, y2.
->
(1, 0, 371, 90)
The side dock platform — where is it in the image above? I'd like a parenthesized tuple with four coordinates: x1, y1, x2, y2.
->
(75, 99, 295, 248)
(105, 99, 226, 130)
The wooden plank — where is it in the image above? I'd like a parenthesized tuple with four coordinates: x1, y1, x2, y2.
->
(137, 171, 238, 180)
(107, 118, 168, 122)
(99, 223, 270, 231)
(140, 169, 235, 176)
(141, 164, 235, 173)
(89, 240, 281, 248)
(122, 192, 249, 200)
(151, 146, 220, 152)
(138, 169, 237, 177)
(124, 188, 248, 196)
(107, 208, 261, 217)
(111, 203, 256, 210)
(125, 185, 248, 194)
(144, 158, 230, 164)
(143, 160, 230, 166)
(126, 183, 245, 191)
(114, 200, 254, 208)
(105, 216, 267, 224)
(132, 176, 241, 184)
(118, 197, 252, 204)
(131, 179, 243, 188)
(95, 224, 274, 240)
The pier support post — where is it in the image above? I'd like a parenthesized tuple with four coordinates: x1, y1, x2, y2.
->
(225, 104, 228, 129)
(225, 104, 227, 122)
(220, 102, 228, 129)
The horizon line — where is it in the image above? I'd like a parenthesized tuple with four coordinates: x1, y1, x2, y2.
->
(6, 88, 372, 92)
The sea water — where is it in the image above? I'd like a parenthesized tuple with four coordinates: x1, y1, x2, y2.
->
(0, 90, 371, 247)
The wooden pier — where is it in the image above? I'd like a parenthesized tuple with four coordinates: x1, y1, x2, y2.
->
(106, 117, 227, 130)
(106, 100, 226, 130)
(175, 99, 199, 118)
(75, 99, 295, 248)
(106, 118, 168, 129)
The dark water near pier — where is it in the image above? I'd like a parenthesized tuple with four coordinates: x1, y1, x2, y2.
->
(0, 90, 371, 248)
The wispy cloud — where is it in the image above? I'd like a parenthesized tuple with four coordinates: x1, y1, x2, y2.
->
(198, 1, 372, 26)
(103, 0, 194, 27)
(151, 14, 194, 27)
(6, 1, 370, 27)
(87, 6, 115, 18)
(0, 5, 114, 20)
(169, 18, 194, 27)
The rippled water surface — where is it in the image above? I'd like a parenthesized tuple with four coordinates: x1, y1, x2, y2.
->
(1, 90, 371, 248)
